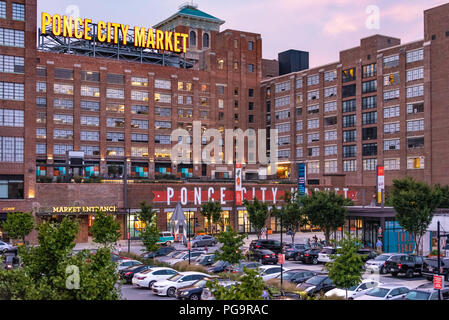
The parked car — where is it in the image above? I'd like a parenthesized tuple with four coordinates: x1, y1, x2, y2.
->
(120, 264, 152, 284)
(133, 267, 179, 289)
(207, 260, 232, 273)
(111, 253, 127, 263)
(141, 246, 175, 259)
(0, 241, 16, 253)
(365, 253, 407, 274)
(157, 250, 185, 263)
(354, 284, 410, 300)
(404, 282, 449, 300)
(157, 232, 175, 246)
(151, 271, 210, 297)
(116, 260, 142, 271)
(317, 247, 341, 264)
(356, 249, 378, 262)
(298, 248, 322, 265)
(422, 258, 449, 281)
(250, 239, 284, 254)
(201, 279, 239, 300)
(175, 277, 218, 300)
(251, 249, 278, 265)
(283, 243, 311, 261)
(1, 253, 21, 270)
(195, 254, 215, 266)
(385, 254, 424, 278)
(188, 235, 217, 248)
(167, 251, 206, 266)
(257, 265, 290, 281)
(325, 279, 381, 300)
(296, 275, 335, 296)
(275, 269, 317, 285)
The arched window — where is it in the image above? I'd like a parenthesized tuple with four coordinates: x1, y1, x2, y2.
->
(190, 31, 197, 47)
(203, 33, 210, 48)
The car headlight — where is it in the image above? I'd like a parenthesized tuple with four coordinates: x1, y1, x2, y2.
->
(305, 286, 316, 292)
(181, 291, 189, 296)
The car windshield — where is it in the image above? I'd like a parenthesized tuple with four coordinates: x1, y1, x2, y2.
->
(374, 254, 390, 261)
(141, 269, 153, 274)
(306, 276, 325, 285)
(212, 260, 226, 267)
(282, 271, 300, 280)
(172, 252, 185, 258)
(366, 287, 389, 297)
(348, 284, 359, 291)
(168, 274, 184, 281)
(192, 280, 208, 288)
(406, 290, 431, 300)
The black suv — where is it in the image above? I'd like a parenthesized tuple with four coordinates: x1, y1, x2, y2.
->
(422, 258, 449, 281)
(281, 269, 318, 285)
(251, 249, 278, 265)
(142, 246, 175, 259)
(283, 243, 311, 261)
(385, 254, 424, 278)
(250, 239, 283, 254)
(298, 248, 321, 265)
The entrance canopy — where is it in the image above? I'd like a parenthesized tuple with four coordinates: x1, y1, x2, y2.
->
(170, 202, 187, 243)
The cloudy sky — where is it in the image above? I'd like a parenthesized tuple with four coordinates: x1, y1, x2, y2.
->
(38, 0, 447, 67)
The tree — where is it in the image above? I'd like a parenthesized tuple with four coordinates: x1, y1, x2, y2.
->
(140, 214, 160, 254)
(243, 198, 269, 239)
(2, 212, 34, 246)
(390, 177, 443, 255)
(0, 217, 121, 300)
(90, 210, 121, 247)
(271, 191, 307, 243)
(136, 201, 157, 225)
(206, 268, 265, 300)
(325, 232, 365, 299)
(200, 201, 222, 234)
(214, 228, 246, 265)
(300, 191, 352, 244)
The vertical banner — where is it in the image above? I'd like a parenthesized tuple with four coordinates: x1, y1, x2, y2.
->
(377, 166, 385, 204)
(235, 164, 243, 205)
(298, 163, 306, 196)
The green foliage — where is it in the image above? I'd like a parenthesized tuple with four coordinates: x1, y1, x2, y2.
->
(325, 233, 365, 299)
(200, 201, 222, 234)
(206, 268, 265, 300)
(2, 212, 34, 245)
(214, 228, 246, 265)
(140, 215, 160, 253)
(243, 198, 269, 238)
(390, 177, 443, 254)
(136, 201, 156, 224)
(434, 184, 449, 208)
(90, 210, 121, 247)
(0, 217, 120, 300)
(271, 191, 307, 242)
(300, 191, 351, 243)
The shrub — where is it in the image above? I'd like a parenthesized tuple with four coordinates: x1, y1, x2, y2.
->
(265, 278, 300, 294)
(173, 261, 208, 273)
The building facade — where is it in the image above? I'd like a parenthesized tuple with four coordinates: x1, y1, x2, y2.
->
(1, 1, 449, 246)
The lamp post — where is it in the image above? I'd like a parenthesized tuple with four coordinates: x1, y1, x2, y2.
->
(188, 217, 191, 265)
(280, 210, 283, 292)
(438, 221, 441, 301)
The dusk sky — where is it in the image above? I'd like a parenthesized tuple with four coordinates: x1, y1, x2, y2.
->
(38, 0, 448, 68)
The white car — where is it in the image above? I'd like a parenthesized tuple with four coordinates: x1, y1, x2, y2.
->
(0, 241, 15, 253)
(325, 279, 381, 299)
(152, 271, 211, 297)
(354, 284, 410, 300)
(116, 259, 142, 271)
(365, 253, 407, 274)
(167, 251, 206, 266)
(317, 247, 341, 263)
(257, 266, 291, 281)
(133, 267, 179, 289)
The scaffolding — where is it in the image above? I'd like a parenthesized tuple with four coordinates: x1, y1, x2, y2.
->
(37, 24, 194, 69)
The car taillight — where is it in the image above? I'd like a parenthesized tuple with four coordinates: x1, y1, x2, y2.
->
(384, 262, 387, 266)
(137, 276, 146, 280)
(398, 264, 402, 269)
(305, 254, 309, 257)
(125, 272, 132, 276)
(264, 255, 270, 258)
(255, 245, 261, 249)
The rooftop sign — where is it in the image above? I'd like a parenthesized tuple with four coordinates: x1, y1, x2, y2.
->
(41, 12, 189, 53)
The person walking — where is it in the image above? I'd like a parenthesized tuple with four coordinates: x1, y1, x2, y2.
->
(376, 238, 383, 254)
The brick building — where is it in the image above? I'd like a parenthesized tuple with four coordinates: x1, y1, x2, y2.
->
(1, 1, 449, 244)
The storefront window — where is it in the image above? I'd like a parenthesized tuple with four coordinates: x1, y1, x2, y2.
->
(166, 211, 195, 235)
(276, 164, 291, 179)
(238, 210, 256, 233)
(0, 176, 24, 199)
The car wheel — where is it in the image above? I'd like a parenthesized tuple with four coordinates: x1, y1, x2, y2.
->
(406, 269, 414, 278)
(167, 287, 176, 297)
(165, 241, 172, 246)
(190, 294, 200, 300)
(426, 276, 433, 281)
(294, 255, 299, 261)
(194, 243, 198, 248)
(312, 257, 318, 265)
(380, 266, 387, 274)
(148, 281, 156, 289)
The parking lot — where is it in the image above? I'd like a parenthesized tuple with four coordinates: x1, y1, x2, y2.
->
(118, 233, 430, 300)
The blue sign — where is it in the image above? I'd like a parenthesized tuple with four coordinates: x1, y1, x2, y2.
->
(298, 163, 306, 196)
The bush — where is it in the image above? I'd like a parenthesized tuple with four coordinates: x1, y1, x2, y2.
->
(265, 278, 300, 294)
(173, 261, 208, 273)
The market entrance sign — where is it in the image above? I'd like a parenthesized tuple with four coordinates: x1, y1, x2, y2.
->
(52, 206, 118, 214)
(41, 13, 189, 53)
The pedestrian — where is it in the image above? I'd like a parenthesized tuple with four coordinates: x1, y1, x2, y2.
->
(307, 238, 311, 247)
(376, 239, 383, 254)
(262, 290, 270, 300)
(205, 245, 208, 254)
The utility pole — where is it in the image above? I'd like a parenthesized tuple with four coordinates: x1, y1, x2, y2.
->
(438, 221, 441, 300)
(124, 158, 130, 253)
(280, 211, 283, 292)
(188, 218, 191, 265)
